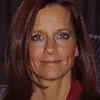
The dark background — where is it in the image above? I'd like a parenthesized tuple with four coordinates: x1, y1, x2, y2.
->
(0, 0, 100, 85)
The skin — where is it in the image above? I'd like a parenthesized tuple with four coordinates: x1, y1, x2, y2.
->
(29, 4, 78, 100)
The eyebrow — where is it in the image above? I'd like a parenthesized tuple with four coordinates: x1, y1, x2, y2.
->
(31, 28, 74, 35)
(56, 28, 72, 33)
(31, 30, 45, 35)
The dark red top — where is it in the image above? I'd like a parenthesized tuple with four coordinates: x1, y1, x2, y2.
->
(66, 78, 83, 100)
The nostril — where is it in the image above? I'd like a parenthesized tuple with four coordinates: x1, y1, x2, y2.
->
(44, 39, 56, 54)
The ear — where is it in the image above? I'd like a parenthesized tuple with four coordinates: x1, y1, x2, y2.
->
(75, 46, 79, 57)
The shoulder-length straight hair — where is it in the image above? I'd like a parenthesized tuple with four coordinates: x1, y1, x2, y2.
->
(3, 0, 99, 99)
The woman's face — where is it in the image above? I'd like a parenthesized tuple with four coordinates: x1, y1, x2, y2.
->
(29, 5, 78, 80)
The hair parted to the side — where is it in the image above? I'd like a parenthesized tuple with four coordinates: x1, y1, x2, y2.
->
(3, 0, 99, 100)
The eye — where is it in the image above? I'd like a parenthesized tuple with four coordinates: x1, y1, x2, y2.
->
(31, 34, 44, 41)
(56, 32, 70, 40)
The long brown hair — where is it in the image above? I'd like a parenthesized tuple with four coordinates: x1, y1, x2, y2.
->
(3, 0, 99, 99)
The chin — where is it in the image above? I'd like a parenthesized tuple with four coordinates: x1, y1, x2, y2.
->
(38, 71, 70, 81)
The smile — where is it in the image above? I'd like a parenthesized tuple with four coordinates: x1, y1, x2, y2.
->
(40, 60, 62, 64)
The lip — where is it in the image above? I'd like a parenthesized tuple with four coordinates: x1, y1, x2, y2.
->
(40, 60, 62, 64)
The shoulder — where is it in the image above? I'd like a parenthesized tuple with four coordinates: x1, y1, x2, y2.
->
(88, 95, 100, 100)
(80, 91, 100, 100)
(80, 95, 100, 100)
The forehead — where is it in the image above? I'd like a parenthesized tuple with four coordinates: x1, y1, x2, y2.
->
(39, 4, 70, 15)
(32, 4, 74, 32)
(36, 4, 71, 22)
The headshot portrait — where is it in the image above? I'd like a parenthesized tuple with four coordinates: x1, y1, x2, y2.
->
(2, 0, 100, 100)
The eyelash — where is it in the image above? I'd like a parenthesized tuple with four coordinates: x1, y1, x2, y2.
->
(57, 32, 70, 40)
(31, 32, 70, 42)
(31, 34, 44, 41)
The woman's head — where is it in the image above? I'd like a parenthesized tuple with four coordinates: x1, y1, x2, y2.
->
(29, 4, 79, 81)
(4, 0, 98, 99)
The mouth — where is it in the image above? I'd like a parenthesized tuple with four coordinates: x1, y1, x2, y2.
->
(40, 60, 62, 64)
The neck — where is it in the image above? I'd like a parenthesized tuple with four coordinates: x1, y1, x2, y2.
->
(31, 71, 71, 100)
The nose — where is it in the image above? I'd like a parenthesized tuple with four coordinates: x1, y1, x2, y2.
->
(44, 39, 56, 55)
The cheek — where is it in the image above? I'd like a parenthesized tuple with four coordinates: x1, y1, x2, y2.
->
(28, 44, 44, 73)
(29, 43, 44, 61)
(57, 42, 77, 57)
(57, 41, 77, 67)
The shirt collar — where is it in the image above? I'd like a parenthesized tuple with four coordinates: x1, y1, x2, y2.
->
(67, 77, 83, 100)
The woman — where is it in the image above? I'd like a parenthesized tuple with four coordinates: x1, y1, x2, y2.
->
(3, 0, 100, 100)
